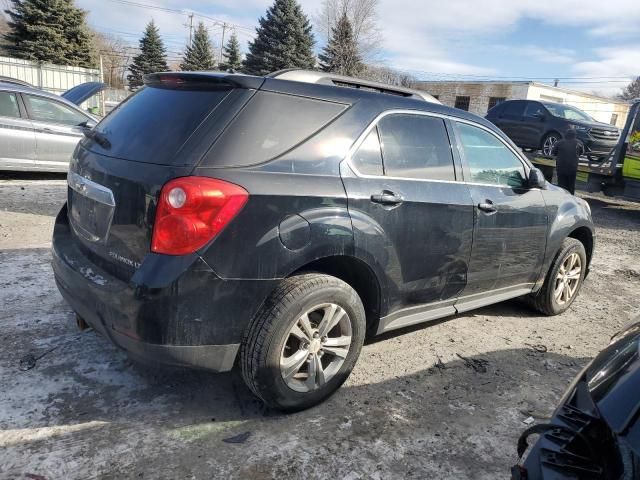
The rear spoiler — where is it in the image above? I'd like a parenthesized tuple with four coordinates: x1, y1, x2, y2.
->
(62, 82, 107, 105)
(143, 72, 265, 90)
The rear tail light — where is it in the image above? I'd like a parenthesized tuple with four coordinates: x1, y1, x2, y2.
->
(151, 176, 248, 255)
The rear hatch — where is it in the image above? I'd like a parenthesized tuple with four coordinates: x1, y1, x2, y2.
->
(67, 73, 263, 280)
(61, 82, 107, 105)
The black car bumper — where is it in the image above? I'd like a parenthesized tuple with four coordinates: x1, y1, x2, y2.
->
(578, 133, 618, 156)
(512, 374, 636, 479)
(52, 205, 277, 372)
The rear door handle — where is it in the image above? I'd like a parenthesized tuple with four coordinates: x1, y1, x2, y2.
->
(371, 191, 403, 206)
(478, 200, 497, 213)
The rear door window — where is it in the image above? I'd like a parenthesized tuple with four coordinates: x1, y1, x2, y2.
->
(487, 102, 505, 117)
(93, 86, 232, 165)
(502, 101, 525, 118)
(209, 91, 347, 167)
(377, 114, 455, 181)
(0, 91, 21, 118)
(24, 95, 88, 126)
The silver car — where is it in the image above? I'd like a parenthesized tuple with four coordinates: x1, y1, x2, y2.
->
(0, 80, 104, 172)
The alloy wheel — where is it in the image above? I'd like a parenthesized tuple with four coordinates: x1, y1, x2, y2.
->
(280, 303, 352, 393)
(543, 135, 559, 156)
(554, 253, 582, 306)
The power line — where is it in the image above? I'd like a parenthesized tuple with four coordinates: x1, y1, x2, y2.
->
(394, 67, 636, 81)
(104, 0, 255, 33)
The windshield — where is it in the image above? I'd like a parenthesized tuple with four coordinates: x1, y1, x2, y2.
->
(544, 103, 594, 122)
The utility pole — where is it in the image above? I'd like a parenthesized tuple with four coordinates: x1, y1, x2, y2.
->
(219, 23, 228, 64)
(188, 13, 194, 46)
(99, 55, 106, 117)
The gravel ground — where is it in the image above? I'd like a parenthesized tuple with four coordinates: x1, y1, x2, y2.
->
(1, 173, 639, 479)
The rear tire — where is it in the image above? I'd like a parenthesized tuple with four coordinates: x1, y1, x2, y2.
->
(542, 133, 561, 156)
(528, 238, 587, 316)
(240, 273, 366, 412)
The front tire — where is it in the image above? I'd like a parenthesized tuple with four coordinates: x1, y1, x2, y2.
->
(240, 274, 366, 412)
(528, 238, 587, 315)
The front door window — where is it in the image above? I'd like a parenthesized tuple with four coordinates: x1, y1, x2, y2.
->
(455, 122, 526, 188)
(24, 95, 88, 126)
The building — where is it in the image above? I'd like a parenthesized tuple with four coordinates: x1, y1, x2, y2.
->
(416, 81, 630, 128)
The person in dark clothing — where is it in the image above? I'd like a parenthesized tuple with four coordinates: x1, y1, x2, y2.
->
(551, 129, 580, 194)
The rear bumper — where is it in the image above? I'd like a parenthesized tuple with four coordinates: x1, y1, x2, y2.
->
(52, 204, 276, 372)
(54, 276, 240, 371)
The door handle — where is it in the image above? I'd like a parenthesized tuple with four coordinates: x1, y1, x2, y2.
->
(478, 200, 497, 213)
(371, 191, 403, 206)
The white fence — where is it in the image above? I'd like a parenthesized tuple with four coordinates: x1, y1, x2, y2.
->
(0, 55, 101, 94)
(0, 56, 131, 114)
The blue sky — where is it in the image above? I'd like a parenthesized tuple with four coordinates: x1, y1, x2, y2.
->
(74, 0, 640, 96)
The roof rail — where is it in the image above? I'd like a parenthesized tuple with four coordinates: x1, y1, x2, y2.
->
(268, 69, 441, 104)
(0, 75, 34, 88)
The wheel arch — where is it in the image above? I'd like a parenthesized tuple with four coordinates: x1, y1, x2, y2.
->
(292, 255, 382, 335)
(567, 226, 594, 266)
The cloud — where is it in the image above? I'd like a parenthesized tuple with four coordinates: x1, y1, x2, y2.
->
(371, 0, 640, 37)
(517, 46, 576, 65)
(356, 0, 638, 76)
(76, 0, 639, 82)
(483, 44, 577, 66)
(571, 47, 640, 95)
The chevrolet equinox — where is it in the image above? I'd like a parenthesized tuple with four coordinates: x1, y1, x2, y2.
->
(52, 70, 595, 411)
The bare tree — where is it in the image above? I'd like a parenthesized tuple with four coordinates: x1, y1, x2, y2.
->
(92, 32, 130, 89)
(359, 64, 416, 88)
(0, 12, 13, 53)
(315, 0, 382, 61)
(619, 76, 640, 101)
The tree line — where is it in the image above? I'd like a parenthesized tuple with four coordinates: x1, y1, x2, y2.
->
(125, 0, 373, 89)
(1, 0, 639, 99)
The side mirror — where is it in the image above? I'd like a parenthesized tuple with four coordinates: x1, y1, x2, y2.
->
(533, 112, 545, 122)
(528, 167, 547, 189)
(79, 119, 97, 129)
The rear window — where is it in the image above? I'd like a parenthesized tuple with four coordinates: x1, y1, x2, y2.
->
(503, 101, 525, 117)
(207, 91, 347, 167)
(93, 86, 231, 164)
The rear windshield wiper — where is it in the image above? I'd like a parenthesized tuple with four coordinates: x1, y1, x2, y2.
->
(83, 129, 111, 149)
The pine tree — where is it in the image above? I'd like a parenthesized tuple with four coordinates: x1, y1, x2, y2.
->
(127, 20, 169, 90)
(318, 11, 362, 77)
(243, 0, 315, 76)
(620, 76, 640, 101)
(218, 32, 242, 72)
(3, 0, 95, 68)
(180, 22, 215, 71)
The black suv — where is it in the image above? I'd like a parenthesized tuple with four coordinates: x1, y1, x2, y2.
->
(486, 99, 620, 159)
(52, 70, 595, 411)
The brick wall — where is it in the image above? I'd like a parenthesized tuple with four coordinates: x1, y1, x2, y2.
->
(415, 82, 528, 116)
